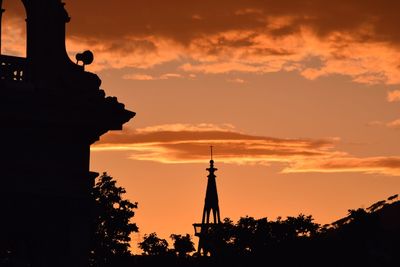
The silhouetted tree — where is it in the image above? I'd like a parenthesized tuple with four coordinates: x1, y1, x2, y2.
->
(234, 216, 271, 255)
(90, 172, 138, 267)
(138, 233, 169, 256)
(232, 216, 264, 255)
(284, 214, 320, 238)
(170, 234, 195, 257)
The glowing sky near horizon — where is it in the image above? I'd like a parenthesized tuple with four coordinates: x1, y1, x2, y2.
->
(3, 0, 400, 251)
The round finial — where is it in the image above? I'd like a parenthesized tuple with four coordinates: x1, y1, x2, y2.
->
(210, 160, 214, 164)
(76, 50, 94, 66)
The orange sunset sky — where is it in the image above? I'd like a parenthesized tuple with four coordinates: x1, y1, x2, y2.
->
(3, 0, 400, 250)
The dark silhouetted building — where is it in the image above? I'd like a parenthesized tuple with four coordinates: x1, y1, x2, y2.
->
(0, 0, 134, 266)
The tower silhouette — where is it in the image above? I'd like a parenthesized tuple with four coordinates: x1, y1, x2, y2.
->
(193, 146, 222, 256)
(0, 1, 134, 266)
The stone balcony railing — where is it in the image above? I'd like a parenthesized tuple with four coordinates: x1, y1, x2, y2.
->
(193, 223, 221, 237)
(0, 55, 27, 82)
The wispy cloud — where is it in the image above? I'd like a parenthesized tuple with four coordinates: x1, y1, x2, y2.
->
(386, 119, 400, 129)
(93, 123, 337, 164)
(122, 74, 156, 81)
(122, 73, 183, 81)
(387, 90, 400, 102)
(366, 121, 384, 127)
(285, 157, 400, 176)
(92, 123, 400, 176)
(69, 14, 400, 85)
(227, 78, 246, 84)
(4, 1, 400, 84)
(367, 119, 400, 129)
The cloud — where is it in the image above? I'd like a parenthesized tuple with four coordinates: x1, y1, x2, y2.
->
(122, 73, 183, 81)
(135, 123, 236, 133)
(1, 4, 26, 57)
(60, 1, 400, 47)
(366, 121, 384, 127)
(122, 74, 155, 81)
(92, 123, 400, 176)
(3, 1, 400, 83)
(386, 119, 400, 129)
(65, 36, 183, 71)
(387, 90, 400, 102)
(285, 157, 400, 176)
(92, 123, 337, 164)
(227, 78, 246, 84)
(160, 73, 183, 79)
(367, 119, 400, 129)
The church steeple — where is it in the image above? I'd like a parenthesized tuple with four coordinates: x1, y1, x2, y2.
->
(202, 146, 221, 224)
(193, 147, 222, 256)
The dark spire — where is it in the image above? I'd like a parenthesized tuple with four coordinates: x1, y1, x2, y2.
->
(202, 146, 221, 224)
(193, 147, 223, 256)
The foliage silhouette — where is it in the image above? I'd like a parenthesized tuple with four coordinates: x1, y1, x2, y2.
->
(82, 194, 400, 267)
(90, 172, 138, 267)
(170, 234, 195, 257)
(209, 214, 320, 257)
(138, 232, 169, 256)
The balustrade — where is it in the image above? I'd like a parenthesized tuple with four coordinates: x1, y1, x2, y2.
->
(0, 55, 27, 82)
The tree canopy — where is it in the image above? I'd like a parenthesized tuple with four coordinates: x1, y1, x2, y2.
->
(138, 232, 169, 256)
(90, 172, 138, 266)
(170, 234, 195, 257)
